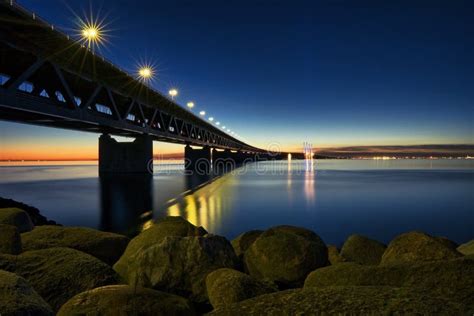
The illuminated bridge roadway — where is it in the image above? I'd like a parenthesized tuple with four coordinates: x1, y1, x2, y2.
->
(0, 2, 300, 174)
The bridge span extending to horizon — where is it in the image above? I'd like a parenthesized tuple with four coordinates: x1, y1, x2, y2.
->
(0, 1, 301, 173)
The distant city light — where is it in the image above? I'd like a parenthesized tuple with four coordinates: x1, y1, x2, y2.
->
(168, 89, 178, 99)
(199, 111, 206, 116)
(187, 102, 195, 109)
(209, 117, 214, 121)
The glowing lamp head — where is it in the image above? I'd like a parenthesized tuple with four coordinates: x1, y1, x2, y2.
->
(138, 67, 153, 80)
(199, 111, 206, 116)
(209, 117, 214, 122)
(222, 126, 226, 129)
(216, 122, 220, 125)
(187, 102, 195, 109)
(168, 89, 178, 98)
(82, 26, 99, 40)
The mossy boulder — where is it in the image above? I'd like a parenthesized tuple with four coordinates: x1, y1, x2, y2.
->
(340, 234, 386, 265)
(0, 197, 56, 226)
(0, 247, 120, 311)
(327, 245, 346, 265)
(57, 285, 196, 316)
(231, 230, 263, 258)
(0, 269, 53, 316)
(207, 286, 469, 315)
(21, 225, 129, 265)
(206, 268, 276, 309)
(381, 231, 462, 265)
(0, 208, 34, 232)
(458, 239, 474, 256)
(243, 225, 327, 288)
(114, 216, 207, 278)
(0, 224, 21, 254)
(119, 234, 238, 304)
(304, 257, 474, 306)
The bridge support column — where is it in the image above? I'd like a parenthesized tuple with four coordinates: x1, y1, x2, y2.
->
(185, 145, 211, 175)
(99, 134, 153, 174)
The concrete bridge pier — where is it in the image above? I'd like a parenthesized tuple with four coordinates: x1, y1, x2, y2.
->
(212, 149, 236, 173)
(99, 134, 153, 174)
(185, 145, 211, 175)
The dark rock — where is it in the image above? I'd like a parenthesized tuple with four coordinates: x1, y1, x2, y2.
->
(435, 236, 459, 250)
(0, 247, 120, 311)
(206, 286, 469, 315)
(340, 234, 386, 265)
(0, 207, 34, 232)
(231, 230, 263, 259)
(244, 225, 327, 288)
(381, 231, 462, 265)
(0, 224, 21, 254)
(57, 285, 196, 316)
(22, 225, 130, 265)
(327, 245, 346, 265)
(0, 197, 57, 226)
(114, 216, 207, 278)
(118, 235, 238, 304)
(0, 269, 53, 316)
(206, 268, 276, 309)
(457, 239, 474, 256)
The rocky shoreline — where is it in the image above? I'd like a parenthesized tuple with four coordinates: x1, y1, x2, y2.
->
(0, 202, 473, 315)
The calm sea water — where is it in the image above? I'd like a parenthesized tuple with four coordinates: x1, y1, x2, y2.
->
(0, 159, 473, 246)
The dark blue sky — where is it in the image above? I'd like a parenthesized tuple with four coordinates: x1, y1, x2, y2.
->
(2, 0, 473, 156)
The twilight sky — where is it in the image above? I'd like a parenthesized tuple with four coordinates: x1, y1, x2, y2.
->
(1, 0, 473, 160)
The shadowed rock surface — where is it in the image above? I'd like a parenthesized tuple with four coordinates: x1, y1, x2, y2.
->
(244, 225, 328, 288)
(0, 224, 21, 254)
(0, 207, 34, 233)
(327, 245, 346, 265)
(458, 239, 474, 256)
(114, 216, 207, 278)
(0, 269, 53, 316)
(381, 231, 462, 265)
(340, 234, 386, 265)
(22, 225, 130, 265)
(118, 234, 239, 304)
(57, 285, 196, 316)
(231, 230, 263, 259)
(206, 268, 276, 309)
(0, 197, 57, 226)
(206, 286, 469, 315)
(0, 247, 120, 311)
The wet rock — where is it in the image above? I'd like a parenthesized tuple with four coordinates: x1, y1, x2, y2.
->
(119, 235, 238, 304)
(304, 257, 474, 306)
(22, 225, 129, 265)
(0, 197, 57, 226)
(0, 224, 21, 254)
(244, 225, 327, 288)
(457, 239, 474, 256)
(327, 245, 346, 265)
(381, 231, 462, 265)
(57, 285, 196, 316)
(0, 207, 34, 232)
(340, 234, 386, 265)
(0, 247, 120, 311)
(206, 286, 469, 316)
(114, 216, 207, 278)
(0, 269, 53, 316)
(206, 268, 276, 309)
(231, 230, 263, 259)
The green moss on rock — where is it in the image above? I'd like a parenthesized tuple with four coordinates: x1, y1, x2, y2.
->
(57, 285, 196, 316)
(231, 230, 263, 259)
(340, 234, 386, 265)
(0, 208, 34, 233)
(381, 231, 462, 265)
(114, 216, 207, 278)
(21, 225, 129, 265)
(0, 224, 21, 255)
(206, 268, 276, 309)
(457, 239, 474, 256)
(0, 269, 53, 316)
(0, 247, 121, 311)
(243, 226, 327, 288)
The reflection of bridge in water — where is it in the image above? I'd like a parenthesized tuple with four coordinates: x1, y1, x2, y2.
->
(0, 2, 303, 175)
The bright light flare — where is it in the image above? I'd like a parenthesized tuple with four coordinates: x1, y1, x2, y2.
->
(187, 102, 195, 109)
(216, 122, 220, 125)
(199, 111, 206, 116)
(138, 66, 153, 80)
(209, 117, 214, 121)
(169, 89, 178, 98)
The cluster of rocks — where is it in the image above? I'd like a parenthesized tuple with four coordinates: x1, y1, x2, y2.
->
(1, 206, 473, 315)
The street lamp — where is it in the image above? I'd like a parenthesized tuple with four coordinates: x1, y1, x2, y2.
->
(186, 102, 194, 109)
(138, 66, 153, 81)
(209, 117, 214, 122)
(199, 111, 206, 116)
(168, 89, 178, 100)
(216, 122, 220, 125)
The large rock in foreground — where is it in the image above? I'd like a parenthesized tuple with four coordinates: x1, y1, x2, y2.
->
(114, 216, 207, 278)
(22, 225, 129, 265)
(206, 268, 276, 309)
(119, 234, 238, 303)
(231, 230, 263, 259)
(244, 225, 327, 288)
(0, 224, 21, 254)
(381, 231, 462, 265)
(0, 269, 53, 316)
(458, 239, 474, 256)
(0, 207, 34, 232)
(57, 285, 196, 316)
(207, 286, 469, 315)
(304, 257, 474, 306)
(340, 234, 386, 265)
(0, 247, 120, 311)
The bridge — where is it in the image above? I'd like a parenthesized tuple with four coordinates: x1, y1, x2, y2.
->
(0, 1, 299, 173)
